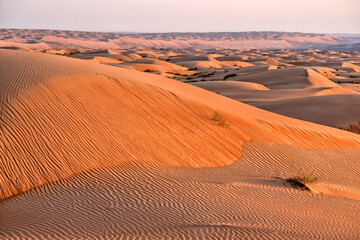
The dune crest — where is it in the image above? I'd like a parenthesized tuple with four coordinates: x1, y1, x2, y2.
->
(1, 49, 360, 201)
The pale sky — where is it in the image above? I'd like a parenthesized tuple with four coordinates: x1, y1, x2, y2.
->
(0, 0, 359, 33)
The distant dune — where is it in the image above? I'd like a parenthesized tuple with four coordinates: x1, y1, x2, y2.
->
(0, 28, 346, 50)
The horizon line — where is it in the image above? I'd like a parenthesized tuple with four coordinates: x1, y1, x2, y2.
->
(1, 27, 360, 36)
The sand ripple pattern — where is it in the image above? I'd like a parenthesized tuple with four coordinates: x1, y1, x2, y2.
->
(1, 49, 360, 201)
(0, 74, 243, 200)
(1, 160, 359, 239)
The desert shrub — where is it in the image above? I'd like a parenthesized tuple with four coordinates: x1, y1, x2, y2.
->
(211, 111, 229, 128)
(290, 170, 318, 184)
(223, 73, 236, 80)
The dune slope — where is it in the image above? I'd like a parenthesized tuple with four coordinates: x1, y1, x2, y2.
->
(1, 49, 360, 201)
(1, 49, 360, 239)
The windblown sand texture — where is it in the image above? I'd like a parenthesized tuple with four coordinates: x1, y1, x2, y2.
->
(1, 32, 360, 239)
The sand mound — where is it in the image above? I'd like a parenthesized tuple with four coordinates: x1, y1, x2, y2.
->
(219, 61, 254, 68)
(215, 56, 249, 61)
(130, 63, 191, 75)
(1, 49, 360, 202)
(152, 60, 189, 71)
(310, 66, 337, 79)
(127, 59, 189, 71)
(216, 87, 355, 104)
(92, 56, 122, 64)
(177, 61, 223, 69)
(265, 58, 280, 65)
(233, 67, 339, 89)
(191, 81, 269, 91)
(306, 68, 338, 88)
(343, 62, 360, 72)
(126, 53, 142, 60)
(107, 49, 125, 55)
(111, 54, 133, 61)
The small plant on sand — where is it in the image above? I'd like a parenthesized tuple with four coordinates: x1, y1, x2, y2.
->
(211, 111, 229, 128)
(285, 169, 318, 191)
(298, 170, 318, 183)
(289, 169, 318, 184)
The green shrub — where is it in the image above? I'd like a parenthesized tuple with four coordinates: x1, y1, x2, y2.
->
(290, 170, 318, 184)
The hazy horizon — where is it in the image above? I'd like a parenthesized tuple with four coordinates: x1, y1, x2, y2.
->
(1, 0, 359, 34)
(2, 28, 360, 35)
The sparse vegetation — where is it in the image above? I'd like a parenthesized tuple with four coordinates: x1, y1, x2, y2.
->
(298, 170, 318, 183)
(211, 111, 229, 128)
(144, 69, 154, 73)
(223, 73, 237, 80)
(335, 80, 360, 84)
(288, 169, 318, 184)
(195, 71, 216, 78)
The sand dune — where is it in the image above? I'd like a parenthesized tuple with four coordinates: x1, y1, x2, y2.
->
(1, 47, 360, 239)
(177, 60, 223, 69)
(191, 81, 269, 91)
(215, 87, 355, 104)
(1, 48, 360, 200)
(92, 56, 122, 64)
(343, 62, 360, 72)
(129, 63, 192, 75)
(227, 67, 338, 89)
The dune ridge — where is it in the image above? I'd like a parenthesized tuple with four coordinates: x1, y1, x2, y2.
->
(1, 45, 360, 239)
(1, 49, 360, 201)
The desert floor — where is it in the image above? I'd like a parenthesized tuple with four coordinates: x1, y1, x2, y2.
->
(1, 46, 360, 239)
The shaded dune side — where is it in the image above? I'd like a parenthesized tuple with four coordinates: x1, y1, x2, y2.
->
(1, 49, 360, 200)
(233, 67, 339, 90)
(255, 94, 360, 128)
